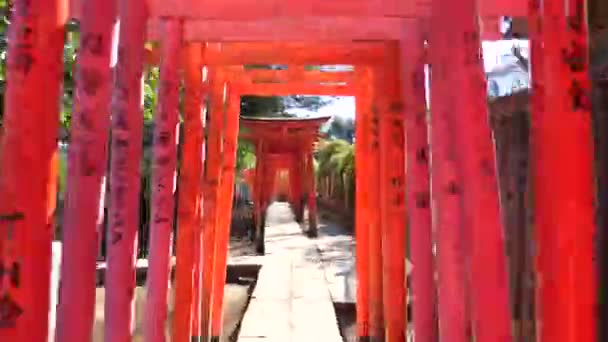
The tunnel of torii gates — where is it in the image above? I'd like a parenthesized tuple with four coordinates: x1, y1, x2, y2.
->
(0, 0, 595, 341)
(239, 116, 330, 254)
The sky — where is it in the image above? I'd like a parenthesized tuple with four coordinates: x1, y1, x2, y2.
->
(289, 39, 530, 120)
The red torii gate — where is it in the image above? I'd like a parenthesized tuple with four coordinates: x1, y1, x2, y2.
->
(239, 116, 330, 252)
(0, 1, 596, 342)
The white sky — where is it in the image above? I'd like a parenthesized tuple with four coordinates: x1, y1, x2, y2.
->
(289, 39, 529, 120)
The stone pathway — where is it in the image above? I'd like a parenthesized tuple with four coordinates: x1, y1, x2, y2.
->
(237, 203, 343, 342)
(314, 213, 413, 304)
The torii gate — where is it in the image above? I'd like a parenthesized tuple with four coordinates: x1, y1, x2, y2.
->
(239, 116, 330, 253)
(0, 1, 596, 342)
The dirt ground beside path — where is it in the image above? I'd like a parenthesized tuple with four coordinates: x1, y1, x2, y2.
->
(92, 218, 259, 342)
(92, 280, 252, 342)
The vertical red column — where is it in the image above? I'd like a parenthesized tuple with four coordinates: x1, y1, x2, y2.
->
(254, 142, 265, 254)
(400, 22, 438, 342)
(533, 1, 597, 341)
(104, 0, 148, 340)
(0, 0, 66, 340)
(172, 42, 205, 342)
(191, 63, 209, 342)
(354, 67, 371, 340)
(210, 84, 242, 341)
(527, 1, 550, 340)
(368, 67, 384, 340)
(447, 0, 513, 340)
(378, 43, 407, 342)
(143, 19, 183, 342)
(200, 70, 225, 340)
(429, 0, 468, 339)
(55, 1, 117, 341)
(306, 150, 318, 237)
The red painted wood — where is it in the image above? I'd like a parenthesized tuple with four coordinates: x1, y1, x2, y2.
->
(400, 24, 438, 342)
(533, 1, 597, 341)
(378, 44, 408, 342)
(527, 2, 550, 341)
(354, 67, 372, 338)
(204, 42, 386, 65)
(242, 68, 354, 84)
(0, 0, 66, 340)
(172, 42, 205, 342)
(428, 0, 469, 339)
(143, 19, 182, 342)
(183, 17, 406, 41)
(72, 0, 527, 22)
(210, 86, 241, 337)
(368, 67, 385, 340)
(306, 152, 318, 234)
(239, 82, 354, 96)
(55, 1, 117, 341)
(200, 71, 225, 339)
(103, 1, 148, 340)
(191, 60, 209, 342)
(446, 1, 513, 341)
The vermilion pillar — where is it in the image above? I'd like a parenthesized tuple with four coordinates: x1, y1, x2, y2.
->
(429, 0, 468, 339)
(200, 70, 225, 340)
(354, 67, 371, 340)
(447, 1, 513, 341)
(143, 19, 182, 342)
(0, 0, 65, 340)
(533, 1, 596, 341)
(172, 43, 205, 342)
(210, 85, 242, 340)
(368, 67, 384, 340)
(527, 1, 547, 341)
(254, 142, 265, 254)
(378, 44, 407, 342)
(104, 1, 147, 341)
(55, 1, 117, 341)
(306, 150, 318, 237)
(191, 63, 209, 341)
(400, 23, 438, 342)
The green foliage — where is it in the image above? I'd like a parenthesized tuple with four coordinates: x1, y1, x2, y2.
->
(144, 67, 160, 122)
(236, 138, 256, 172)
(315, 138, 355, 208)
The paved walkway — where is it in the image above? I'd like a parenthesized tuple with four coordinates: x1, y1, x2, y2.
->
(314, 212, 413, 305)
(237, 203, 343, 342)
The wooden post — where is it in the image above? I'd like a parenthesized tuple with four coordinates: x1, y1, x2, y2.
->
(532, 1, 597, 341)
(143, 19, 182, 342)
(0, 0, 66, 340)
(527, 1, 546, 341)
(254, 142, 265, 254)
(354, 67, 372, 341)
(191, 64, 209, 341)
(428, 0, 469, 339)
(104, 1, 148, 340)
(172, 42, 205, 342)
(378, 43, 407, 342)
(200, 70, 225, 340)
(400, 23, 437, 342)
(55, 1, 117, 341)
(368, 67, 384, 340)
(210, 85, 241, 341)
(306, 150, 318, 237)
(446, 1, 513, 340)
(292, 157, 303, 222)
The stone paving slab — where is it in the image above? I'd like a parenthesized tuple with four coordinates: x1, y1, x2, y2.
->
(237, 203, 342, 342)
(313, 218, 413, 304)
